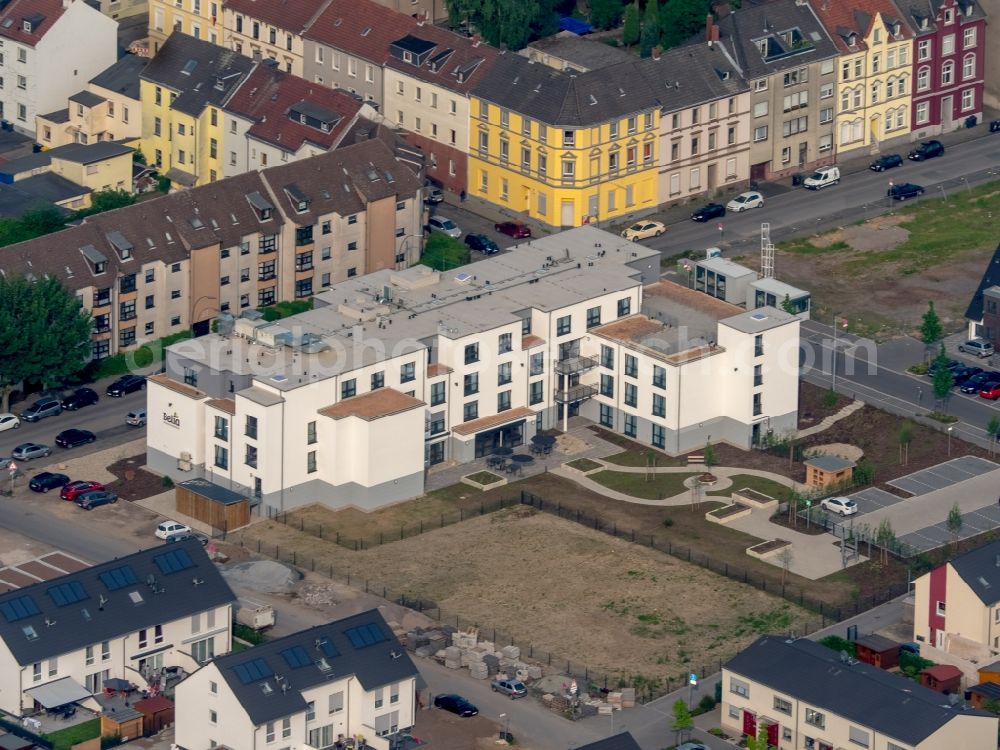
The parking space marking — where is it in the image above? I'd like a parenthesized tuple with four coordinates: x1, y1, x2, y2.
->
(887, 457, 1000, 497)
(846, 487, 905, 516)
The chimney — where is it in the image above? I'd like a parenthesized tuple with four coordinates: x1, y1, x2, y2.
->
(706, 13, 714, 42)
(471, 33, 481, 47)
(712, 25, 720, 43)
(652, 45, 662, 60)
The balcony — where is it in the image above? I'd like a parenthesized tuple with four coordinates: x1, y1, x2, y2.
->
(554, 384, 598, 403)
(555, 355, 598, 376)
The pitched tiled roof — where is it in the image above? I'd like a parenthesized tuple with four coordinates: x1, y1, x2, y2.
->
(948, 538, 1000, 605)
(809, 0, 911, 53)
(383, 22, 499, 95)
(223, 0, 332, 33)
(225, 63, 362, 153)
(304, 0, 419, 66)
(575, 733, 642, 750)
(634, 42, 748, 112)
(965, 243, 1000, 321)
(895, 0, 985, 37)
(141, 32, 254, 117)
(89, 54, 148, 100)
(0, 0, 66, 47)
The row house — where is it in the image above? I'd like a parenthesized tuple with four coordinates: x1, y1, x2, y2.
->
(896, 0, 986, 136)
(0, 138, 422, 357)
(147, 0, 220, 54)
(146, 226, 797, 514)
(0, 0, 116, 137)
(811, 0, 915, 156)
(0, 539, 234, 717)
(985, 0, 999, 108)
(222, 0, 332, 77)
(36, 55, 146, 149)
(717, 0, 840, 180)
(175, 609, 418, 750)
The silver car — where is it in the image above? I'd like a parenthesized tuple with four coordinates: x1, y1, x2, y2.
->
(12, 442, 51, 461)
(426, 215, 461, 238)
(20, 398, 62, 422)
(491, 678, 527, 699)
(958, 339, 994, 358)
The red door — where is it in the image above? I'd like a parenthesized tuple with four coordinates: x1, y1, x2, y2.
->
(742, 710, 757, 737)
(767, 722, 779, 747)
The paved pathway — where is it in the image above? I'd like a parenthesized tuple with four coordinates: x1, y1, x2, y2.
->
(797, 399, 866, 438)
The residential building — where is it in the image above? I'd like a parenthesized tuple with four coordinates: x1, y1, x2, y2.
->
(574, 734, 642, 750)
(174, 609, 418, 750)
(0, 539, 234, 717)
(146, 225, 797, 513)
(222, 0, 331, 77)
(521, 31, 635, 73)
(811, 0, 915, 156)
(0, 139, 424, 357)
(0, 172, 88, 216)
(723, 635, 997, 750)
(140, 33, 255, 188)
(0, 141, 134, 201)
(0, 0, 117, 137)
(469, 55, 661, 229)
(716, 0, 840, 180)
(147, 0, 219, 53)
(896, 0, 986, 137)
(641, 42, 751, 204)
(964, 242, 1000, 346)
(982, 0, 1000, 108)
(91, 0, 145, 21)
(221, 61, 366, 177)
(36, 55, 147, 149)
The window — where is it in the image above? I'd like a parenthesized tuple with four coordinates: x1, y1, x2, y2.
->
(281, 717, 291, 739)
(497, 362, 512, 386)
(782, 91, 808, 111)
(848, 726, 869, 748)
(430, 381, 446, 406)
(463, 402, 478, 422)
(214, 445, 228, 470)
(556, 315, 571, 336)
(805, 708, 825, 729)
(623, 414, 636, 437)
(33, 663, 41, 682)
(529, 380, 544, 405)
(942, 33, 955, 55)
(562, 129, 575, 146)
(561, 159, 575, 180)
(773, 696, 791, 714)
(936, 600, 946, 616)
(330, 692, 344, 713)
(962, 88, 974, 110)
(963, 53, 975, 79)
(209, 709, 217, 725)
(587, 306, 602, 329)
(599, 403, 614, 427)
(400, 361, 416, 383)
(464, 373, 479, 396)
(427, 412, 445, 436)
(600, 345, 614, 370)
(102, 641, 110, 661)
(820, 107, 834, 124)
(942, 61, 954, 85)
(754, 334, 764, 357)
(917, 66, 930, 91)
(244, 444, 257, 468)
(530, 352, 544, 376)
(624, 354, 637, 378)
(964, 27, 976, 48)
(624, 383, 637, 407)
(753, 125, 768, 142)
(600, 374, 614, 398)
(464, 343, 479, 364)
(340, 378, 357, 400)
(652, 393, 665, 417)
(753, 101, 768, 118)
(652, 365, 666, 389)
(497, 391, 511, 412)
(729, 677, 749, 697)
(266, 723, 275, 743)
(820, 82, 833, 99)
(783, 116, 808, 136)
(918, 39, 931, 61)
(753, 392, 762, 416)
(916, 101, 930, 123)
(617, 298, 631, 317)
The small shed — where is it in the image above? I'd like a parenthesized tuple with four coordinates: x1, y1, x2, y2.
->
(853, 634, 900, 670)
(176, 478, 249, 532)
(920, 664, 962, 694)
(967, 681, 1000, 710)
(694, 257, 756, 305)
(805, 454, 855, 489)
(978, 659, 1000, 685)
(134, 695, 174, 734)
(99, 697, 144, 742)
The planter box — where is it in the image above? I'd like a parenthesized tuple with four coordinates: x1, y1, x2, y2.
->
(733, 488, 779, 511)
(706, 503, 752, 525)
(461, 473, 508, 491)
(746, 538, 792, 560)
(563, 459, 604, 477)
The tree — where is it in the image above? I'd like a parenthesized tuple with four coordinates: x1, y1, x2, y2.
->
(931, 345, 955, 407)
(781, 293, 797, 315)
(947, 502, 963, 546)
(447, 0, 558, 51)
(659, 0, 711, 48)
(702, 440, 715, 469)
(622, 2, 640, 46)
(898, 420, 913, 465)
(0, 274, 92, 412)
(919, 300, 943, 347)
(589, 0, 624, 30)
(670, 699, 693, 743)
(776, 546, 793, 587)
(639, 0, 661, 57)
(746, 722, 771, 750)
(987, 415, 1000, 457)
(875, 518, 896, 565)
(82, 189, 137, 216)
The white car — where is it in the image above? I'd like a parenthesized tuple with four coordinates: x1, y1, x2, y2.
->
(426, 215, 461, 238)
(726, 191, 765, 212)
(820, 496, 858, 516)
(0, 413, 20, 432)
(621, 220, 665, 241)
(155, 521, 192, 539)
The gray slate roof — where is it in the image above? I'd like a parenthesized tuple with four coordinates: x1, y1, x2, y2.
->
(726, 636, 987, 745)
(895, 0, 985, 38)
(141, 32, 253, 117)
(525, 32, 634, 71)
(634, 42, 748, 112)
(949, 538, 1000, 605)
(0, 538, 235, 666)
(16, 172, 89, 202)
(804, 454, 854, 471)
(716, 0, 839, 80)
(575, 732, 642, 750)
(965, 243, 1000, 322)
(2, 142, 133, 174)
(854, 633, 898, 651)
(39, 108, 70, 124)
(68, 90, 106, 108)
(213, 608, 418, 725)
(89, 54, 148, 100)
(0, 181, 73, 219)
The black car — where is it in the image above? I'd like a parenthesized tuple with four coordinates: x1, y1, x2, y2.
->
(464, 233, 500, 255)
(908, 140, 944, 161)
(960, 372, 1000, 393)
(434, 694, 478, 717)
(926, 358, 961, 377)
(106, 375, 146, 397)
(55, 428, 96, 449)
(166, 531, 209, 546)
(869, 153, 903, 172)
(75, 490, 118, 510)
(691, 202, 726, 222)
(888, 183, 925, 200)
(61, 387, 99, 411)
(951, 365, 983, 386)
(29, 471, 70, 493)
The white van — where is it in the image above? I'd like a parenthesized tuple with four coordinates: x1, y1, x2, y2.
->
(803, 166, 840, 189)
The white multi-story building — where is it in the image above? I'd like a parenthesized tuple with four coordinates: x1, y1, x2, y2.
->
(147, 225, 800, 513)
(0, 539, 235, 717)
(0, 0, 117, 136)
(174, 609, 418, 750)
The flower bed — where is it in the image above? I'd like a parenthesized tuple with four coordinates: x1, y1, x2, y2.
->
(733, 487, 778, 510)
(706, 502, 752, 525)
(746, 538, 792, 560)
(461, 471, 507, 491)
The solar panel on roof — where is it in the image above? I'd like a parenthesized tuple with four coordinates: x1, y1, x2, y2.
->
(0, 595, 40, 623)
(153, 548, 195, 575)
(234, 657, 274, 684)
(281, 645, 312, 669)
(48, 581, 89, 607)
(99, 565, 139, 591)
(319, 638, 340, 658)
(344, 622, 389, 649)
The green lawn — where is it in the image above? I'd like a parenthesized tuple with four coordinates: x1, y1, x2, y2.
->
(589, 471, 696, 500)
(420, 233, 470, 271)
(708, 474, 794, 502)
(566, 458, 603, 472)
(44, 719, 100, 750)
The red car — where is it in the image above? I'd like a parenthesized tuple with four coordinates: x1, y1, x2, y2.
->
(979, 383, 1000, 400)
(495, 221, 531, 239)
(60, 480, 105, 501)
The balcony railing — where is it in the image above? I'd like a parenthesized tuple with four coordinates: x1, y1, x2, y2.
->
(555, 355, 598, 376)
(554, 384, 598, 403)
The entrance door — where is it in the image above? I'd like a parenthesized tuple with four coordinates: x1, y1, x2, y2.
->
(706, 163, 717, 192)
(522, 186, 531, 213)
(561, 200, 574, 227)
(941, 95, 954, 130)
(751, 422, 761, 447)
(750, 162, 768, 182)
(798, 142, 808, 167)
(253, 477, 262, 498)
(935, 629, 946, 648)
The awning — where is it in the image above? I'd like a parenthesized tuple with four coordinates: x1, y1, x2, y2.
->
(26, 677, 91, 708)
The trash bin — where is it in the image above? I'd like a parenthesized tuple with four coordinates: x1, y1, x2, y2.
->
(791, 173, 805, 186)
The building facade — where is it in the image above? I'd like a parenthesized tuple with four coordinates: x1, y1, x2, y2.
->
(221, 0, 330, 77)
(147, 0, 219, 54)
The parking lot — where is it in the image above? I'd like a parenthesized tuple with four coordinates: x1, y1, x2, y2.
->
(886, 455, 1000, 496)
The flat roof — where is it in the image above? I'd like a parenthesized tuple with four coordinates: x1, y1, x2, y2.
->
(752, 276, 809, 297)
(179, 477, 247, 504)
(318, 388, 423, 421)
(148, 373, 205, 400)
(697, 257, 757, 276)
(721, 306, 798, 335)
(452, 406, 533, 435)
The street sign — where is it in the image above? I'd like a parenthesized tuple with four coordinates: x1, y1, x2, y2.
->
(689, 673, 698, 686)
(8, 461, 17, 475)
(806, 500, 812, 507)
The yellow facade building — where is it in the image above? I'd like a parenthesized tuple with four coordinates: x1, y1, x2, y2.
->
(469, 54, 660, 228)
(812, 1, 914, 155)
(140, 33, 253, 188)
(148, 0, 221, 54)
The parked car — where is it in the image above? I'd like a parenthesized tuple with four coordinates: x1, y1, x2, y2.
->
(434, 694, 478, 717)
(126, 409, 147, 427)
(491, 679, 527, 698)
(495, 221, 531, 239)
(980, 383, 1000, 400)
(60, 387, 99, 411)
(803, 166, 840, 189)
(75, 490, 118, 510)
(156, 520, 192, 539)
(960, 372, 1000, 393)
(958, 338, 994, 358)
(691, 202, 726, 222)
(425, 215, 461, 238)
(464, 234, 500, 255)
(165, 531, 209, 546)
(888, 183, 925, 200)
(12, 443, 51, 461)
(106, 375, 145, 397)
(926, 358, 960, 377)
(726, 191, 764, 212)
(0, 413, 20, 432)
(676, 743, 708, 750)
(29, 471, 70, 493)
(423, 186, 444, 204)
(20, 398, 62, 422)
(820, 496, 858, 516)
(55, 428, 97, 449)
(60, 480, 105, 501)
(908, 140, 945, 161)
(869, 154, 903, 172)
(951, 366, 983, 386)
(621, 220, 666, 241)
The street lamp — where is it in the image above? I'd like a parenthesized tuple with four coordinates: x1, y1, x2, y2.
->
(498, 712, 510, 743)
(397, 233, 425, 268)
(947, 425, 953, 456)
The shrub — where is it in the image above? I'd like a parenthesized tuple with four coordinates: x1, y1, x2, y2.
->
(162, 476, 174, 489)
(818, 635, 856, 657)
(663, 518, 674, 527)
(822, 388, 840, 408)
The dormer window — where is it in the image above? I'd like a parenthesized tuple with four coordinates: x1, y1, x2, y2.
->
(22, 20, 30, 31)
(403, 51, 412, 63)
(107, 230, 133, 261)
(246, 191, 274, 221)
(80, 244, 108, 275)
(944, 8, 954, 23)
